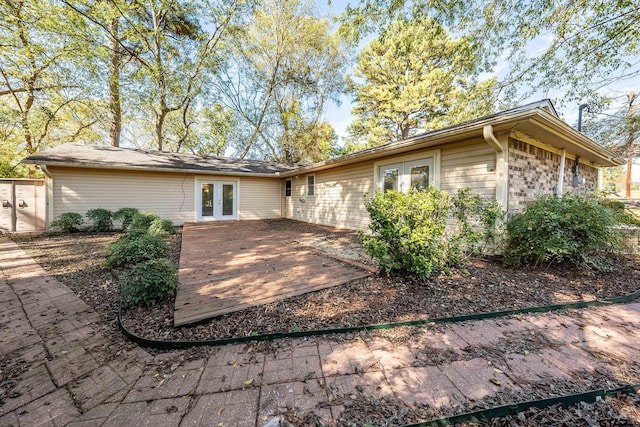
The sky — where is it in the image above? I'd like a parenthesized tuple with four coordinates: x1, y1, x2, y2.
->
(321, 0, 640, 181)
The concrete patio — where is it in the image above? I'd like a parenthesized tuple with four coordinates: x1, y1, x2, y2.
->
(1, 238, 640, 426)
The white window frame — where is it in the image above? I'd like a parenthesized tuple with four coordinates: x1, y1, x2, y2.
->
(306, 174, 315, 197)
(373, 149, 441, 193)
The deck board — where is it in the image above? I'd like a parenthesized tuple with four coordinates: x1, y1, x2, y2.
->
(174, 220, 372, 326)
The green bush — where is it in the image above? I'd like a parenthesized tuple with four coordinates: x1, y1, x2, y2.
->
(504, 193, 624, 270)
(147, 218, 176, 237)
(599, 199, 640, 226)
(105, 233, 168, 268)
(363, 187, 501, 278)
(86, 208, 113, 232)
(50, 212, 84, 233)
(450, 188, 504, 256)
(127, 212, 161, 234)
(113, 207, 139, 229)
(120, 258, 178, 308)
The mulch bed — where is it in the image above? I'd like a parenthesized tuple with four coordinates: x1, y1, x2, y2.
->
(10, 224, 640, 343)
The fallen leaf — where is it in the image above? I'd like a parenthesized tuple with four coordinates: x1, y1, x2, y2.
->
(523, 350, 530, 355)
(218, 407, 224, 415)
(494, 368, 504, 374)
(490, 379, 502, 386)
(245, 378, 254, 385)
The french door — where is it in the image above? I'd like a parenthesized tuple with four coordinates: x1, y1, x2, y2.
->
(197, 180, 237, 221)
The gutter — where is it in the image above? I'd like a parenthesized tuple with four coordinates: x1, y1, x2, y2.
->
(279, 108, 621, 177)
(22, 161, 287, 179)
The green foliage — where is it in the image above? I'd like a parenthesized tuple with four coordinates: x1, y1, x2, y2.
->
(362, 188, 502, 278)
(50, 212, 84, 233)
(112, 207, 140, 229)
(120, 258, 178, 308)
(85, 208, 113, 232)
(450, 188, 504, 255)
(127, 212, 161, 234)
(347, 16, 495, 146)
(599, 199, 640, 226)
(105, 233, 168, 268)
(147, 218, 177, 237)
(504, 194, 624, 271)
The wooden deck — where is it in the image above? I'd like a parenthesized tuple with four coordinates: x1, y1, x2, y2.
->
(174, 221, 373, 326)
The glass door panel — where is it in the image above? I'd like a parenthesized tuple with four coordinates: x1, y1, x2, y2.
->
(201, 183, 214, 217)
(379, 162, 403, 193)
(221, 184, 234, 216)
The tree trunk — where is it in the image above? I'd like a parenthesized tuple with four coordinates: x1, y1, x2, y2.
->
(156, 109, 166, 151)
(625, 92, 638, 198)
(108, 18, 122, 147)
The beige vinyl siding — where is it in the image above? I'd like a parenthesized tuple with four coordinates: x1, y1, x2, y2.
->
(238, 177, 281, 219)
(286, 161, 374, 230)
(285, 141, 498, 230)
(49, 166, 195, 225)
(440, 141, 497, 197)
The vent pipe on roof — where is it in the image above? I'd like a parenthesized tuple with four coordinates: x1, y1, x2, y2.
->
(577, 104, 589, 132)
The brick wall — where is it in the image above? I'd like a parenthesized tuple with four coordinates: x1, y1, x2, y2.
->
(508, 139, 598, 212)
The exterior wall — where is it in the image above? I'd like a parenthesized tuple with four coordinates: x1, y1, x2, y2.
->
(48, 167, 282, 226)
(49, 167, 197, 225)
(440, 140, 497, 198)
(283, 140, 499, 230)
(285, 161, 375, 230)
(508, 139, 598, 212)
(238, 177, 281, 220)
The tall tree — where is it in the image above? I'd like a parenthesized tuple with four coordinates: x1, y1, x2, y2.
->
(215, 0, 346, 163)
(0, 0, 101, 177)
(340, 0, 640, 103)
(347, 17, 496, 146)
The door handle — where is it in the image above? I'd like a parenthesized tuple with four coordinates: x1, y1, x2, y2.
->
(2, 200, 9, 208)
(18, 199, 26, 208)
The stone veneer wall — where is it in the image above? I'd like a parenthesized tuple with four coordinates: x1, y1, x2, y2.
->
(508, 139, 598, 212)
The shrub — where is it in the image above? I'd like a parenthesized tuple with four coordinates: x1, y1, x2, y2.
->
(120, 258, 178, 308)
(363, 188, 450, 277)
(50, 212, 84, 233)
(362, 188, 503, 278)
(86, 208, 113, 232)
(599, 199, 640, 226)
(148, 218, 176, 237)
(127, 212, 161, 234)
(450, 188, 504, 257)
(113, 207, 139, 229)
(105, 233, 168, 268)
(504, 193, 624, 270)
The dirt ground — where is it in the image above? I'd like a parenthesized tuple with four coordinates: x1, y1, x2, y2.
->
(11, 220, 640, 342)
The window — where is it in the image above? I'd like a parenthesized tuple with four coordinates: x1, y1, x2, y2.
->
(307, 175, 315, 196)
(285, 179, 292, 197)
(382, 168, 399, 193)
(410, 165, 429, 190)
(377, 156, 434, 193)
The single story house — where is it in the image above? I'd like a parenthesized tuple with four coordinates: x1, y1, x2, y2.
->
(23, 100, 622, 230)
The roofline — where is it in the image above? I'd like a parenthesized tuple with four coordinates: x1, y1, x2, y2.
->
(22, 160, 284, 178)
(280, 107, 622, 177)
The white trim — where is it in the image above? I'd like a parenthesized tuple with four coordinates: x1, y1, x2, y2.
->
(306, 174, 316, 197)
(194, 177, 239, 221)
(373, 149, 441, 192)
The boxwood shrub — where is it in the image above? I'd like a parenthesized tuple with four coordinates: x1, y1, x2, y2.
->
(120, 258, 178, 308)
(86, 208, 113, 232)
(127, 212, 161, 234)
(147, 218, 176, 237)
(105, 233, 168, 268)
(50, 212, 84, 233)
(113, 207, 139, 230)
(504, 193, 624, 270)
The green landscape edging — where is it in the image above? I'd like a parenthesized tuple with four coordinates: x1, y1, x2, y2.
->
(403, 383, 640, 426)
(118, 288, 640, 350)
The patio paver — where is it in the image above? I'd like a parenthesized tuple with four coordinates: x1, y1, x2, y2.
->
(174, 220, 372, 325)
(2, 237, 640, 426)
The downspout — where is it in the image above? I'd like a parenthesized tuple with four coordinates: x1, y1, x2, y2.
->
(483, 125, 508, 214)
(556, 149, 566, 197)
(482, 125, 503, 153)
(40, 165, 54, 229)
